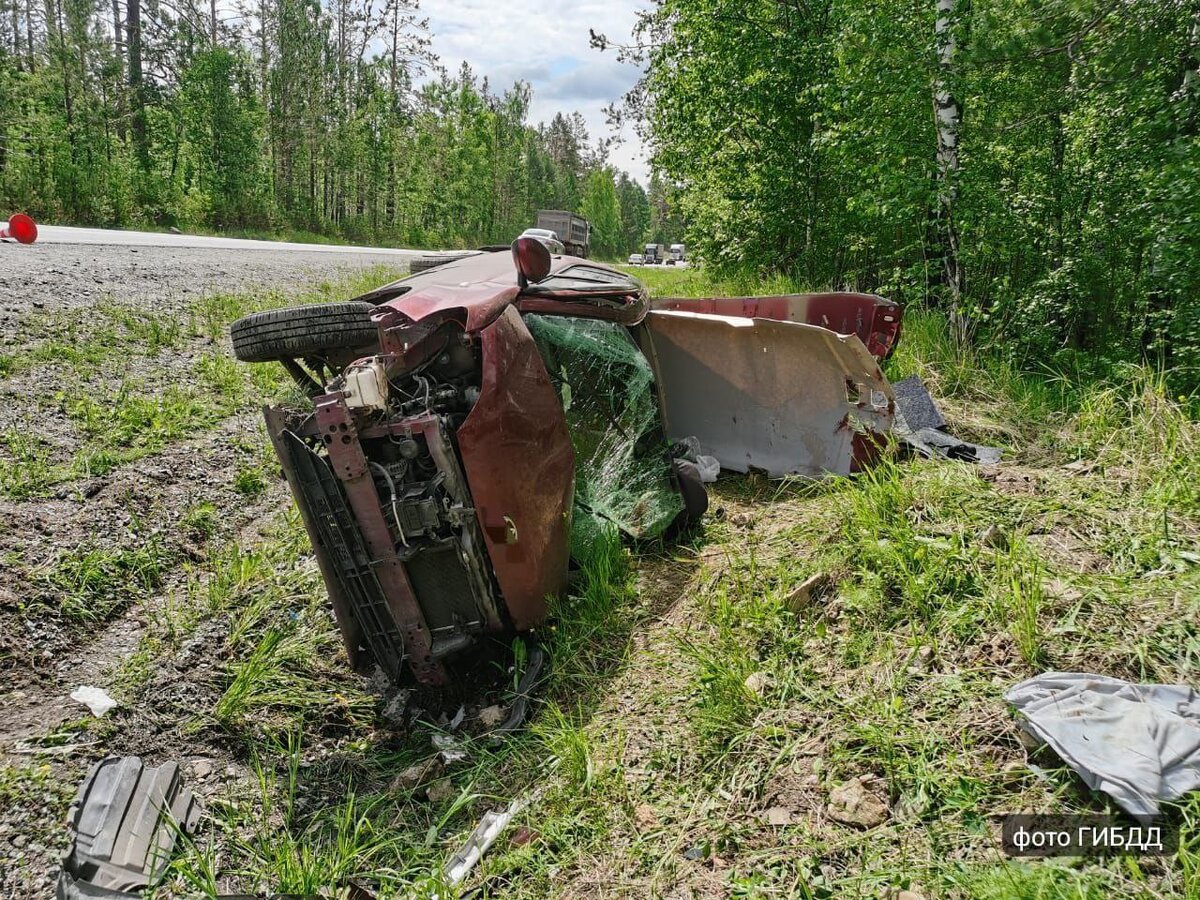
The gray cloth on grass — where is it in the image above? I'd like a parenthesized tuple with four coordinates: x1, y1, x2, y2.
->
(1005, 672, 1200, 818)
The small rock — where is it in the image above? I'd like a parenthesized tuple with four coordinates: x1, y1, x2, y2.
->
(381, 689, 412, 724)
(390, 758, 443, 791)
(424, 778, 456, 803)
(907, 645, 935, 674)
(192, 759, 214, 779)
(891, 891, 926, 900)
(12, 834, 27, 847)
(979, 524, 1008, 549)
(478, 704, 507, 728)
(764, 806, 793, 826)
(744, 671, 770, 698)
(827, 776, 888, 829)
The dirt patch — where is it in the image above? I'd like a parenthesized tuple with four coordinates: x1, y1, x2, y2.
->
(0, 249, 409, 895)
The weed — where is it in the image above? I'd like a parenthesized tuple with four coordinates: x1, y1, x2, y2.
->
(34, 539, 172, 623)
(182, 502, 220, 540)
(233, 463, 268, 497)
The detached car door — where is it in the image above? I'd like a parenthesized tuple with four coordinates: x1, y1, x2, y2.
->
(636, 305, 896, 478)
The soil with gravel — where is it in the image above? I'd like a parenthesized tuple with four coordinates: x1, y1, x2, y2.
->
(0, 242, 416, 321)
(0, 242, 414, 895)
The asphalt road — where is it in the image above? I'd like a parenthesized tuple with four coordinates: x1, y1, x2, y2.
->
(26, 223, 427, 257)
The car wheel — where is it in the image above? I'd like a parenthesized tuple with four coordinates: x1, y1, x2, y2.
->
(230, 302, 379, 363)
(409, 252, 477, 273)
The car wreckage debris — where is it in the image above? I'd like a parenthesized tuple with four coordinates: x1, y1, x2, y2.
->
(892, 375, 1002, 464)
(490, 641, 547, 737)
(1006, 672, 1200, 818)
(57, 757, 200, 899)
(232, 246, 908, 688)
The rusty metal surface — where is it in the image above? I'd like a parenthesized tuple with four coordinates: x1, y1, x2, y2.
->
(456, 306, 575, 630)
(315, 394, 448, 686)
(360, 250, 645, 334)
(650, 292, 903, 360)
(640, 310, 895, 477)
(264, 406, 368, 673)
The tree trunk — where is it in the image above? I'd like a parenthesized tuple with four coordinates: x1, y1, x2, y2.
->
(9, 0, 20, 71)
(111, 0, 125, 139)
(126, 0, 149, 175)
(23, 0, 32, 70)
(934, 0, 967, 343)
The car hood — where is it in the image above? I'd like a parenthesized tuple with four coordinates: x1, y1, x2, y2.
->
(359, 250, 641, 333)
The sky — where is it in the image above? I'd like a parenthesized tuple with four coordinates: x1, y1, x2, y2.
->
(419, 0, 650, 184)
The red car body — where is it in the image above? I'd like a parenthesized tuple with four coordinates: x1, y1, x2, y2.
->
(240, 249, 902, 686)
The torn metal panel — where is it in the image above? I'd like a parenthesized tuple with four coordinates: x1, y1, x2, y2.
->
(639, 310, 894, 477)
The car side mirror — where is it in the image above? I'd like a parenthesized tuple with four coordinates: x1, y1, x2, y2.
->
(512, 236, 552, 288)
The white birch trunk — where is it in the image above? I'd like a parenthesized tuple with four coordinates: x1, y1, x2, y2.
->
(934, 0, 967, 342)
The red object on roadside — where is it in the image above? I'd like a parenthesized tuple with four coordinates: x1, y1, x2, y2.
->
(0, 213, 38, 244)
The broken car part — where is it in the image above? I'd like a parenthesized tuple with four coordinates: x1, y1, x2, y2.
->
(491, 641, 547, 737)
(891, 375, 1002, 464)
(58, 756, 200, 899)
(1006, 672, 1200, 819)
(233, 250, 904, 687)
(445, 787, 546, 887)
(639, 310, 895, 477)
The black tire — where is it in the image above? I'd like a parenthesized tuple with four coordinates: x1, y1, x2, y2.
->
(230, 302, 378, 363)
(409, 252, 477, 274)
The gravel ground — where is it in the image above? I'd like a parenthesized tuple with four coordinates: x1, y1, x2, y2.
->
(0, 242, 418, 323)
(0, 242, 414, 896)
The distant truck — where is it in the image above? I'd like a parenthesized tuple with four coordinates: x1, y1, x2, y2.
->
(535, 210, 590, 257)
(644, 243, 662, 264)
(668, 244, 686, 265)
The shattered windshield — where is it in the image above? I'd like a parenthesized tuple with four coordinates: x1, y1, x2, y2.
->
(523, 314, 684, 560)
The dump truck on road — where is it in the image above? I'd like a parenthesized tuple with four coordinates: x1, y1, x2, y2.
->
(535, 210, 590, 257)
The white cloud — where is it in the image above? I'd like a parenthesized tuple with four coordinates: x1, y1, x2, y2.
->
(419, 0, 649, 184)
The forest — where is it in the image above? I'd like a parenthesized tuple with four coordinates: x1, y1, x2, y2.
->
(0, 0, 667, 255)
(4, 0, 1199, 384)
(599, 0, 1200, 388)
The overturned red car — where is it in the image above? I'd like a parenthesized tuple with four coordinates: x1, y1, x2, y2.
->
(231, 239, 901, 686)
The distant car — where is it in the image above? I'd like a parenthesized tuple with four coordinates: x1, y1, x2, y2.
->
(628, 253, 644, 265)
(520, 228, 565, 254)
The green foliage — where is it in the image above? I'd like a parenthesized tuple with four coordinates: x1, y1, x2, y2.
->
(0, 10, 633, 250)
(625, 0, 1200, 387)
(579, 167, 623, 258)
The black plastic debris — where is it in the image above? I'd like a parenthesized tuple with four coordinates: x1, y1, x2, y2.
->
(892, 375, 1002, 464)
(57, 756, 200, 900)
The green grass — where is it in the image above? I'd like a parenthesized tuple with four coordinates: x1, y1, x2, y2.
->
(0, 266, 402, 499)
(31, 539, 174, 623)
(48, 266, 1193, 897)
